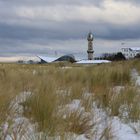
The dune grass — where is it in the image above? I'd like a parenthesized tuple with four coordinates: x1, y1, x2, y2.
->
(21, 61, 133, 135)
(0, 60, 140, 138)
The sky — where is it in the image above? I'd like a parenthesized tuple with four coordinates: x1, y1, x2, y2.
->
(0, 0, 140, 61)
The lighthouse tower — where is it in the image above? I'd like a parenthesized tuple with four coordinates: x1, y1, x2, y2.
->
(87, 32, 94, 60)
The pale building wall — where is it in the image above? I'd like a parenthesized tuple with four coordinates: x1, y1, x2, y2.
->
(121, 48, 140, 59)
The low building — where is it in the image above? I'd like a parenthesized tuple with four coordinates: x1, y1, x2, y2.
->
(121, 48, 140, 59)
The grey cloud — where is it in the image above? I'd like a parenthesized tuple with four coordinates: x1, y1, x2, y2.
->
(1, 0, 102, 6)
(0, 0, 140, 57)
(116, 0, 140, 5)
(1, 21, 140, 41)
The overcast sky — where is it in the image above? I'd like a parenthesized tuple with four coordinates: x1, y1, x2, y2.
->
(0, 0, 140, 60)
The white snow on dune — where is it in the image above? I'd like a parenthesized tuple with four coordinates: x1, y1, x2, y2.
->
(131, 69, 140, 86)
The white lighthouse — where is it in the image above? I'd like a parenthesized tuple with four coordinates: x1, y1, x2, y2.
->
(87, 32, 94, 60)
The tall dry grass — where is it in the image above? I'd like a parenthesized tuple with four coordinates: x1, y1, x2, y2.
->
(21, 61, 133, 135)
(0, 60, 139, 138)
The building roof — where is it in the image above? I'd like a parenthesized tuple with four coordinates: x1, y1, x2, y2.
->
(37, 56, 57, 63)
(37, 54, 76, 63)
(130, 48, 140, 51)
(122, 47, 140, 51)
(76, 60, 111, 64)
(87, 32, 94, 41)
